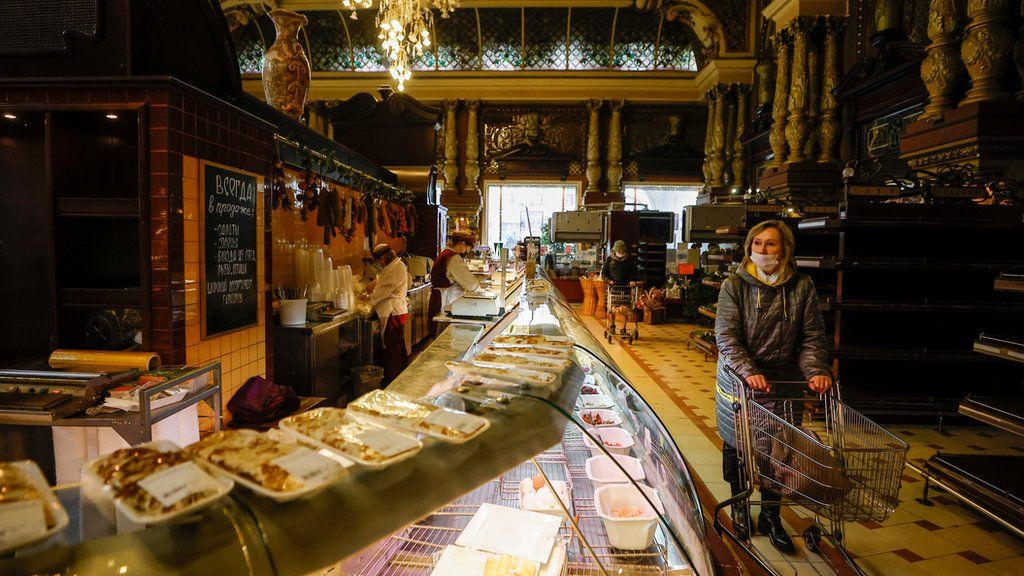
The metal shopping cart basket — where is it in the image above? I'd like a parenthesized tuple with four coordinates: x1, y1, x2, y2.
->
(603, 282, 642, 344)
(713, 367, 909, 575)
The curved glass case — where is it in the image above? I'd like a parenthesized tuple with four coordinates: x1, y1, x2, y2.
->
(0, 276, 732, 576)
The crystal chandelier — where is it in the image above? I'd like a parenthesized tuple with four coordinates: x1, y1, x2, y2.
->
(341, 0, 459, 92)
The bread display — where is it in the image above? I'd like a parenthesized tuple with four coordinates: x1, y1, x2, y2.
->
(280, 408, 422, 466)
(186, 430, 344, 493)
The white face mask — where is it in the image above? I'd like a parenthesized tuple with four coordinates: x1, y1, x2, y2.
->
(750, 252, 780, 272)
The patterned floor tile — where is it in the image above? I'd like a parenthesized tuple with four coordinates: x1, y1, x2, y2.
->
(915, 553, 996, 576)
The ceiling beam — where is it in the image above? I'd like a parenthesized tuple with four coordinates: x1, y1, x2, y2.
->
(242, 71, 702, 104)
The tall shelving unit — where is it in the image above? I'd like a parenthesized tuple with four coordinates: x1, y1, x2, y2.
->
(797, 202, 1024, 421)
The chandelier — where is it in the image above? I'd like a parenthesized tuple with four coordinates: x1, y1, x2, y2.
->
(340, 0, 459, 92)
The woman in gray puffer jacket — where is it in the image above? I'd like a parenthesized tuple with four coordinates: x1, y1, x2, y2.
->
(714, 220, 832, 553)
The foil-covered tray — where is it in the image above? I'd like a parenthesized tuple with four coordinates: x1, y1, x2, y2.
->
(279, 408, 423, 468)
(348, 390, 490, 444)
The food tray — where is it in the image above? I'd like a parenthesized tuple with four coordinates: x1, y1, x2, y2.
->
(470, 353, 570, 374)
(485, 346, 571, 360)
(582, 427, 635, 458)
(84, 440, 233, 525)
(279, 408, 423, 469)
(576, 394, 614, 409)
(0, 460, 70, 554)
(187, 430, 346, 502)
(447, 360, 557, 387)
(349, 390, 491, 444)
(584, 455, 646, 489)
(491, 335, 573, 350)
(578, 409, 622, 428)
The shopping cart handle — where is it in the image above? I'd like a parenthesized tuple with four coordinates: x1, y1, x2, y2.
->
(721, 364, 816, 386)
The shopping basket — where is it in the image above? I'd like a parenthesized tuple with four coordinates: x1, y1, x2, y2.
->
(713, 366, 909, 574)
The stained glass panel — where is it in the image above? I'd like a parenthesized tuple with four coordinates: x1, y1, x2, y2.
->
(305, 11, 350, 72)
(568, 8, 613, 70)
(234, 16, 266, 74)
(480, 8, 521, 70)
(434, 9, 479, 71)
(522, 8, 566, 70)
(656, 19, 698, 71)
(346, 9, 387, 71)
(612, 8, 658, 70)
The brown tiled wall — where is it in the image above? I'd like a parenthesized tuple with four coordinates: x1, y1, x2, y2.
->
(1, 79, 276, 394)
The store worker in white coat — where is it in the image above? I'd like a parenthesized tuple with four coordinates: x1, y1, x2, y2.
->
(360, 243, 410, 385)
(427, 229, 480, 338)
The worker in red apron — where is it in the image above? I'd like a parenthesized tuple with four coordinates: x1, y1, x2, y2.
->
(428, 230, 480, 338)
(360, 244, 410, 385)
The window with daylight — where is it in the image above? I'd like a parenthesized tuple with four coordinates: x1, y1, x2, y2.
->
(484, 182, 579, 247)
(623, 184, 701, 247)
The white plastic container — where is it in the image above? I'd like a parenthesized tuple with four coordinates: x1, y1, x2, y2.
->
(0, 460, 70, 554)
(576, 393, 614, 409)
(582, 427, 635, 457)
(279, 298, 308, 325)
(584, 455, 645, 489)
(594, 483, 662, 550)
(578, 409, 621, 428)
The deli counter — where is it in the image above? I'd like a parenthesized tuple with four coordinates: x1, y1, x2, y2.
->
(0, 275, 740, 576)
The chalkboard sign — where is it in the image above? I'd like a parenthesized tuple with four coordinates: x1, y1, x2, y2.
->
(200, 161, 260, 338)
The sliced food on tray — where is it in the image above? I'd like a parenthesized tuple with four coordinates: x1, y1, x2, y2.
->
(348, 390, 490, 442)
(87, 442, 231, 523)
(447, 361, 557, 387)
(185, 429, 345, 497)
(470, 352, 570, 374)
(280, 408, 423, 467)
(490, 335, 573, 350)
(484, 346, 570, 359)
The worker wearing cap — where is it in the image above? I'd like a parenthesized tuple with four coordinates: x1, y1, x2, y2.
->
(359, 244, 410, 384)
(428, 230, 480, 338)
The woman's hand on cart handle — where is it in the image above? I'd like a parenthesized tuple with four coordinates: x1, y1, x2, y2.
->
(808, 375, 833, 394)
(745, 374, 770, 392)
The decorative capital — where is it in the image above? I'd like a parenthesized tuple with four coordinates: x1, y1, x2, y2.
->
(585, 99, 604, 112)
(464, 99, 480, 111)
(608, 99, 625, 112)
(442, 99, 459, 112)
(824, 15, 848, 36)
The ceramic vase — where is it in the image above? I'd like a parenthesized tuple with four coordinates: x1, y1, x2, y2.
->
(262, 9, 310, 119)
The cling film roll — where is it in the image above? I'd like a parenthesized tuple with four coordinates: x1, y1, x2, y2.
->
(48, 349, 160, 372)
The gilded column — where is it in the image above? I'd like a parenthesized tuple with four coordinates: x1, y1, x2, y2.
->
(803, 45, 820, 161)
(785, 19, 810, 164)
(464, 99, 481, 197)
(702, 92, 717, 184)
(769, 32, 791, 167)
(732, 84, 750, 190)
(755, 55, 776, 114)
(919, 0, 964, 120)
(606, 100, 625, 195)
(709, 85, 727, 186)
(818, 17, 844, 163)
(1017, 1, 1024, 100)
(585, 99, 603, 195)
(723, 87, 737, 183)
(960, 0, 1015, 105)
(441, 99, 459, 193)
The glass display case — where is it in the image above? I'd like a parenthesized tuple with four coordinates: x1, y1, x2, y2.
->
(0, 276, 735, 576)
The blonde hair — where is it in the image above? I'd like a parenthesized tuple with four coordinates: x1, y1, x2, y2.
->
(742, 220, 796, 283)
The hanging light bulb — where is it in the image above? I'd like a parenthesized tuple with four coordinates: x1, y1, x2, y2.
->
(370, 0, 459, 91)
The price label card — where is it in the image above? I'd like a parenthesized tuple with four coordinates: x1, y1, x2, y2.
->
(271, 448, 341, 486)
(0, 500, 48, 549)
(357, 429, 420, 458)
(137, 462, 221, 508)
(425, 409, 485, 436)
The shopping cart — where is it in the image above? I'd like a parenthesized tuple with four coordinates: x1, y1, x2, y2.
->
(603, 282, 642, 344)
(713, 367, 909, 575)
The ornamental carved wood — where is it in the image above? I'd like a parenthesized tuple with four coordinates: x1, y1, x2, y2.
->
(482, 106, 587, 163)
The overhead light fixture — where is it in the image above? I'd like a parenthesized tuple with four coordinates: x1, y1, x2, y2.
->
(342, 0, 459, 92)
(105, 113, 119, 120)
(3, 113, 16, 120)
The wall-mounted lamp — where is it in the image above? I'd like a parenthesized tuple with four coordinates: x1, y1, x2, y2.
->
(2, 113, 17, 120)
(105, 113, 119, 120)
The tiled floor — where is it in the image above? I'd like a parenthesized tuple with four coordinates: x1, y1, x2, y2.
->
(578, 317, 1024, 576)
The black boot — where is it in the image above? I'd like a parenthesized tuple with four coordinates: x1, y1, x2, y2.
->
(757, 508, 795, 554)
